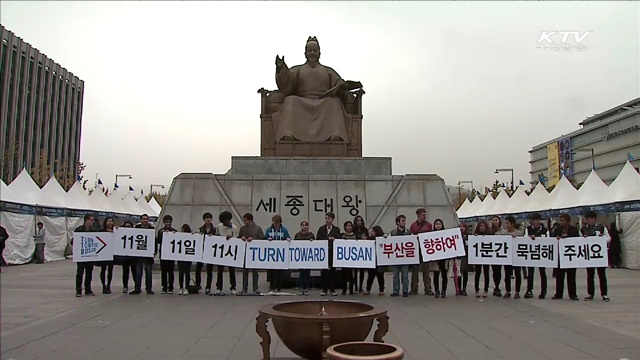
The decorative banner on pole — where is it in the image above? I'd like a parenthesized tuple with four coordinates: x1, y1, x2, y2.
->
(375, 235, 419, 266)
(288, 240, 329, 269)
(245, 240, 289, 269)
(73, 232, 114, 262)
(468, 235, 513, 265)
(113, 227, 156, 257)
(201, 235, 247, 268)
(333, 239, 376, 269)
(512, 236, 557, 267)
(418, 228, 466, 262)
(161, 232, 204, 262)
(559, 236, 608, 269)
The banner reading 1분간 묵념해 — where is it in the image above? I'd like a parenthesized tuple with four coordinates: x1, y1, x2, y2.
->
(161, 232, 204, 262)
(511, 236, 557, 268)
(288, 240, 329, 269)
(201, 235, 247, 268)
(73, 232, 114, 262)
(244, 240, 290, 270)
(467, 235, 512, 265)
(332, 239, 376, 269)
(375, 235, 419, 266)
(418, 228, 466, 262)
(559, 236, 608, 269)
(113, 227, 156, 258)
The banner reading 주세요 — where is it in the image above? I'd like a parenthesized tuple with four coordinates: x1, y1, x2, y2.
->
(73, 232, 114, 262)
(332, 239, 376, 269)
(418, 228, 466, 262)
(559, 236, 608, 269)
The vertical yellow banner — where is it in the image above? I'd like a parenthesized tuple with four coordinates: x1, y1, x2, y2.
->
(547, 142, 560, 187)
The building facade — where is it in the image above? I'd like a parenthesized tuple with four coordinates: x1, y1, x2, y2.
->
(530, 97, 640, 186)
(0, 24, 84, 184)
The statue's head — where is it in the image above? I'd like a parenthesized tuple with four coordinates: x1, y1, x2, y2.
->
(305, 36, 320, 63)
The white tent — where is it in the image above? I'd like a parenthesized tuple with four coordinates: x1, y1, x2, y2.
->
(547, 176, 578, 211)
(88, 189, 115, 213)
(67, 182, 93, 210)
(148, 197, 162, 214)
(136, 196, 156, 216)
(524, 184, 550, 213)
(608, 161, 640, 202)
(7, 168, 44, 206)
(39, 177, 72, 209)
(556, 170, 609, 209)
(503, 187, 529, 215)
(486, 190, 511, 215)
(456, 198, 471, 218)
(0, 179, 20, 203)
(475, 194, 495, 217)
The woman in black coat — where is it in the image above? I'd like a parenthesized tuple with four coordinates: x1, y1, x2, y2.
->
(608, 222, 622, 268)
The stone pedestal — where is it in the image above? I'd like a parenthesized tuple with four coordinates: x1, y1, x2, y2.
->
(161, 157, 458, 232)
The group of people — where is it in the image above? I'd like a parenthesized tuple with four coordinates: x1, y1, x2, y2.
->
(70, 209, 616, 302)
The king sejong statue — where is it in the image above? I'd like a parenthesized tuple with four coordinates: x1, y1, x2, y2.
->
(273, 36, 363, 143)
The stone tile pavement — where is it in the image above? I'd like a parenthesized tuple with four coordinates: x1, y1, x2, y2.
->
(1, 260, 638, 360)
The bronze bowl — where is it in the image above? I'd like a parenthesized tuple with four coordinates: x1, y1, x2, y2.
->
(256, 300, 389, 360)
(327, 342, 404, 360)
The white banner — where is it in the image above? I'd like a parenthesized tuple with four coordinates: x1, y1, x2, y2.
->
(468, 235, 512, 265)
(333, 239, 376, 269)
(72, 232, 114, 262)
(245, 240, 289, 269)
(559, 236, 608, 269)
(201, 235, 246, 268)
(113, 227, 156, 257)
(288, 240, 329, 269)
(418, 228, 466, 262)
(161, 232, 204, 262)
(512, 236, 557, 268)
(375, 235, 420, 266)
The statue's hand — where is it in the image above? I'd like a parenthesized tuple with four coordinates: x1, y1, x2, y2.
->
(275, 55, 285, 69)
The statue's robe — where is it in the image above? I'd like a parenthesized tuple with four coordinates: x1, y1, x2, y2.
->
(273, 62, 350, 142)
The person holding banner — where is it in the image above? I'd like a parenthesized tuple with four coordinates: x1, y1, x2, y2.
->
(198, 212, 217, 295)
(552, 213, 580, 301)
(239, 213, 265, 295)
(409, 208, 433, 296)
(495, 216, 524, 299)
(119, 220, 136, 293)
(215, 211, 240, 295)
(74, 214, 96, 297)
(340, 221, 358, 295)
(317, 212, 341, 296)
(353, 215, 368, 294)
(364, 226, 386, 296)
(489, 215, 504, 297)
(456, 223, 470, 296)
(178, 224, 193, 295)
(473, 220, 491, 298)
(524, 213, 549, 299)
(97, 217, 115, 294)
(390, 215, 412, 298)
(132, 214, 155, 295)
(431, 219, 450, 298)
(266, 214, 292, 294)
(294, 220, 315, 295)
(581, 211, 610, 302)
(158, 215, 177, 294)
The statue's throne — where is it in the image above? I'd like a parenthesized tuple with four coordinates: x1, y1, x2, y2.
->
(258, 88, 364, 157)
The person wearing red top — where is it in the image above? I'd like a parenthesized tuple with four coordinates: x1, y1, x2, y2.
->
(409, 208, 434, 295)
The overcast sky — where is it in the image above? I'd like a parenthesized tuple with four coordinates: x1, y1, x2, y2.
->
(1, 2, 638, 194)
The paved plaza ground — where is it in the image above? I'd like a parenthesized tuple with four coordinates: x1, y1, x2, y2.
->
(1, 260, 638, 360)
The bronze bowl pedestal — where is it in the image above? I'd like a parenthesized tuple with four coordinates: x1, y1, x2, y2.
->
(327, 342, 404, 360)
(256, 300, 389, 360)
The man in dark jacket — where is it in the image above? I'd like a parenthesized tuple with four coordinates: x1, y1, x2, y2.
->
(239, 213, 264, 294)
(524, 213, 549, 299)
(317, 212, 341, 296)
(157, 215, 177, 294)
(132, 214, 155, 295)
(0, 225, 8, 268)
(197, 212, 216, 295)
(390, 215, 412, 297)
(552, 213, 579, 301)
(580, 211, 610, 302)
(74, 214, 96, 297)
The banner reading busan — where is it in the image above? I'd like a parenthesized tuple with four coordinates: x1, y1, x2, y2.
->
(559, 237, 608, 269)
(73, 232, 114, 262)
(512, 236, 557, 268)
(375, 235, 419, 266)
(161, 232, 204, 262)
(418, 228, 466, 262)
(468, 235, 512, 265)
(288, 240, 329, 269)
(333, 239, 376, 269)
(245, 240, 290, 270)
(113, 227, 156, 257)
(201, 235, 247, 268)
